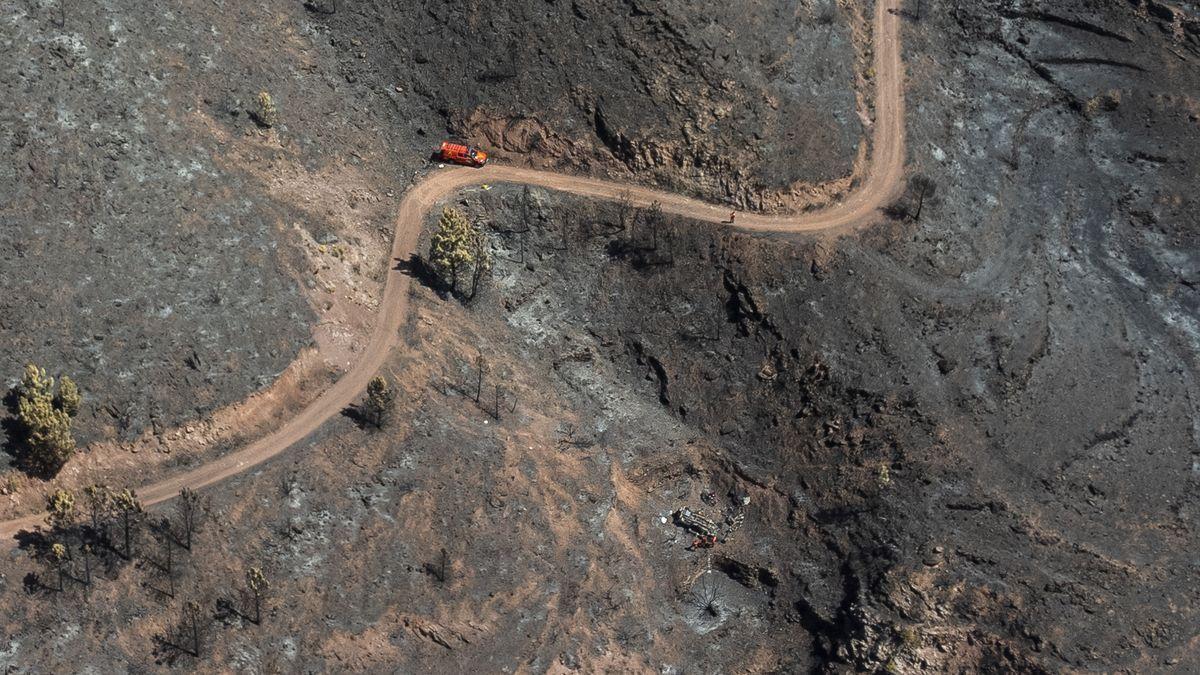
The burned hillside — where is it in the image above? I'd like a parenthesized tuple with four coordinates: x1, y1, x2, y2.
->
(1, 0, 1199, 672)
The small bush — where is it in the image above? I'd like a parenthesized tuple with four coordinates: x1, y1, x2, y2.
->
(252, 91, 278, 128)
(0, 472, 23, 495)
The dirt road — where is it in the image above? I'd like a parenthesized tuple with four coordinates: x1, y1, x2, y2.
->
(0, 0, 904, 543)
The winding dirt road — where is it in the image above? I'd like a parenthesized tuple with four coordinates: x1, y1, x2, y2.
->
(0, 0, 904, 544)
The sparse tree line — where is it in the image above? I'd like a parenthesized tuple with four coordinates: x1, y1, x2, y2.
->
(602, 196, 679, 268)
(29, 484, 271, 660)
(353, 339, 517, 427)
(435, 352, 518, 421)
(424, 191, 688, 305)
(506, 185, 635, 254)
(498, 188, 684, 269)
(418, 189, 696, 425)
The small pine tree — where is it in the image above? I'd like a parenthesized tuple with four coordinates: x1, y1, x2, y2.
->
(175, 488, 208, 550)
(362, 376, 395, 429)
(49, 542, 70, 592)
(181, 599, 206, 655)
(468, 230, 492, 299)
(909, 174, 937, 222)
(252, 91, 278, 128)
(45, 488, 76, 532)
(55, 375, 81, 417)
(80, 543, 94, 595)
(83, 484, 113, 544)
(433, 547, 449, 583)
(246, 567, 269, 625)
(474, 354, 488, 403)
(153, 519, 179, 598)
(111, 488, 144, 559)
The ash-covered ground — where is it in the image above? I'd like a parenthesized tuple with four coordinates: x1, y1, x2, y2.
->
(319, 0, 864, 208)
(0, 0, 860, 446)
(2, 0, 1200, 672)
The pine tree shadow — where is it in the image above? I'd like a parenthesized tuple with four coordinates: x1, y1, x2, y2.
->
(1, 386, 59, 480)
(340, 404, 370, 429)
(393, 254, 444, 292)
(214, 596, 251, 626)
(151, 633, 193, 665)
(1, 387, 27, 472)
(22, 572, 51, 596)
(14, 528, 48, 554)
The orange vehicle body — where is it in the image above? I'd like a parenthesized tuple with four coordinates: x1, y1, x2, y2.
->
(435, 141, 488, 168)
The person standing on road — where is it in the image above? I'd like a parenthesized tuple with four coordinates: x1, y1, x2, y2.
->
(728, 211, 736, 224)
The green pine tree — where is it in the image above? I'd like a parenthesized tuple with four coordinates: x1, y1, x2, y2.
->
(45, 488, 76, 532)
(363, 376, 396, 429)
(252, 91, 278, 128)
(111, 488, 144, 559)
(56, 375, 81, 417)
(246, 566, 269, 624)
(429, 207, 480, 292)
(17, 365, 77, 476)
